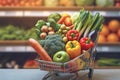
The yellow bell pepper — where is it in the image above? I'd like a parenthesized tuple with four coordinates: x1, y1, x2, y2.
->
(65, 40, 81, 59)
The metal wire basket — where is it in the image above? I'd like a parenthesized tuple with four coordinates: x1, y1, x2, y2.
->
(36, 50, 92, 73)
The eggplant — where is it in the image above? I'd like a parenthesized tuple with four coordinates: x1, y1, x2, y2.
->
(88, 30, 98, 42)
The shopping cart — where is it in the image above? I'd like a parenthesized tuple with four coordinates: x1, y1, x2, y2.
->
(35, 37, 98, 80)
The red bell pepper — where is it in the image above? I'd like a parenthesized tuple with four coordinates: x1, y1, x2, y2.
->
(80, 37, 94, 50)
(66, 30, 79, 41)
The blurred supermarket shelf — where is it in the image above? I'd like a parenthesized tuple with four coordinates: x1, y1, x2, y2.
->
(0, 41, 120, 53)
(0, 46, 35, 52)
(96, 43, 120, 53)
(0, 6, 120, 17)
(0, 40, 35, 52)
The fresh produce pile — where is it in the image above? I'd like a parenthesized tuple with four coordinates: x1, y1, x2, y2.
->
(28, 9, 104, 63)
(0, 24, 37, 40)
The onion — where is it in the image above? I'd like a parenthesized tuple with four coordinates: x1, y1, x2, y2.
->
(40, 32, 47, 39)
(48, 27, 54, 31)
(48, 31, 55, 35)
(41, 25, 48, 32)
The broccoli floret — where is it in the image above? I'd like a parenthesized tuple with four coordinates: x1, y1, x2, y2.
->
(45, 34, 62, 40)
(39, 34, 65, 58)
(39, 40, 46, 47)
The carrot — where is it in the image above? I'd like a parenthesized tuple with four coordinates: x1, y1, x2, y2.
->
(28, 38, 52, 61)
(57, 16, 68, 24)
(69, 24, 74, 29)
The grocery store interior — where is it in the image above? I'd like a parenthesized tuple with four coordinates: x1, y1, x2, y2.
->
(0, 0, 120, 80)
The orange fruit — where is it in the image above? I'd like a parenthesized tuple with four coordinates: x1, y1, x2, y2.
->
(97, 34, 106, 43)
(117, 28, 120, 38)
(100, 25, 109, 36)
(108, 20, 120, 32)
(107, 33, 119, 43)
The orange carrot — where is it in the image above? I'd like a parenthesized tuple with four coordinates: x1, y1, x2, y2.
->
(69, 24, 74, 29)
(57, 16, 68, 24)
(28, 38, 52, 61)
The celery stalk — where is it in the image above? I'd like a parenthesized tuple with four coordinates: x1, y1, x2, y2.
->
(75, 11, 88, 32)
(78, 12, 92, 39)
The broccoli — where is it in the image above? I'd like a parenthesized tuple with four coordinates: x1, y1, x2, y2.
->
(39, 34, 65, 58)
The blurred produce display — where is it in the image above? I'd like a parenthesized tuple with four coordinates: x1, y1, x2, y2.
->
(44, 0, 58, 7)
(115, 0, 120, 7)
(0, 0, 119, 7)
(0, 0, 43, 7)
(98, 19, 120, 43)
(95, 0, 114, 7)
(75, 0, 94, 6)
(0, 24, 37, 40)
(97, 58, 120, 66)
(23, 59, 39, 69)
(5, 60, 20, 69)
(59, 0, 75, 7)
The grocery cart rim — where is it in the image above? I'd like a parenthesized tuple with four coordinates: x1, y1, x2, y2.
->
(35, 50, 90, 64)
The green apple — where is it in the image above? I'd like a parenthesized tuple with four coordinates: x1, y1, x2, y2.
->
(53, 51, 70, 63)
